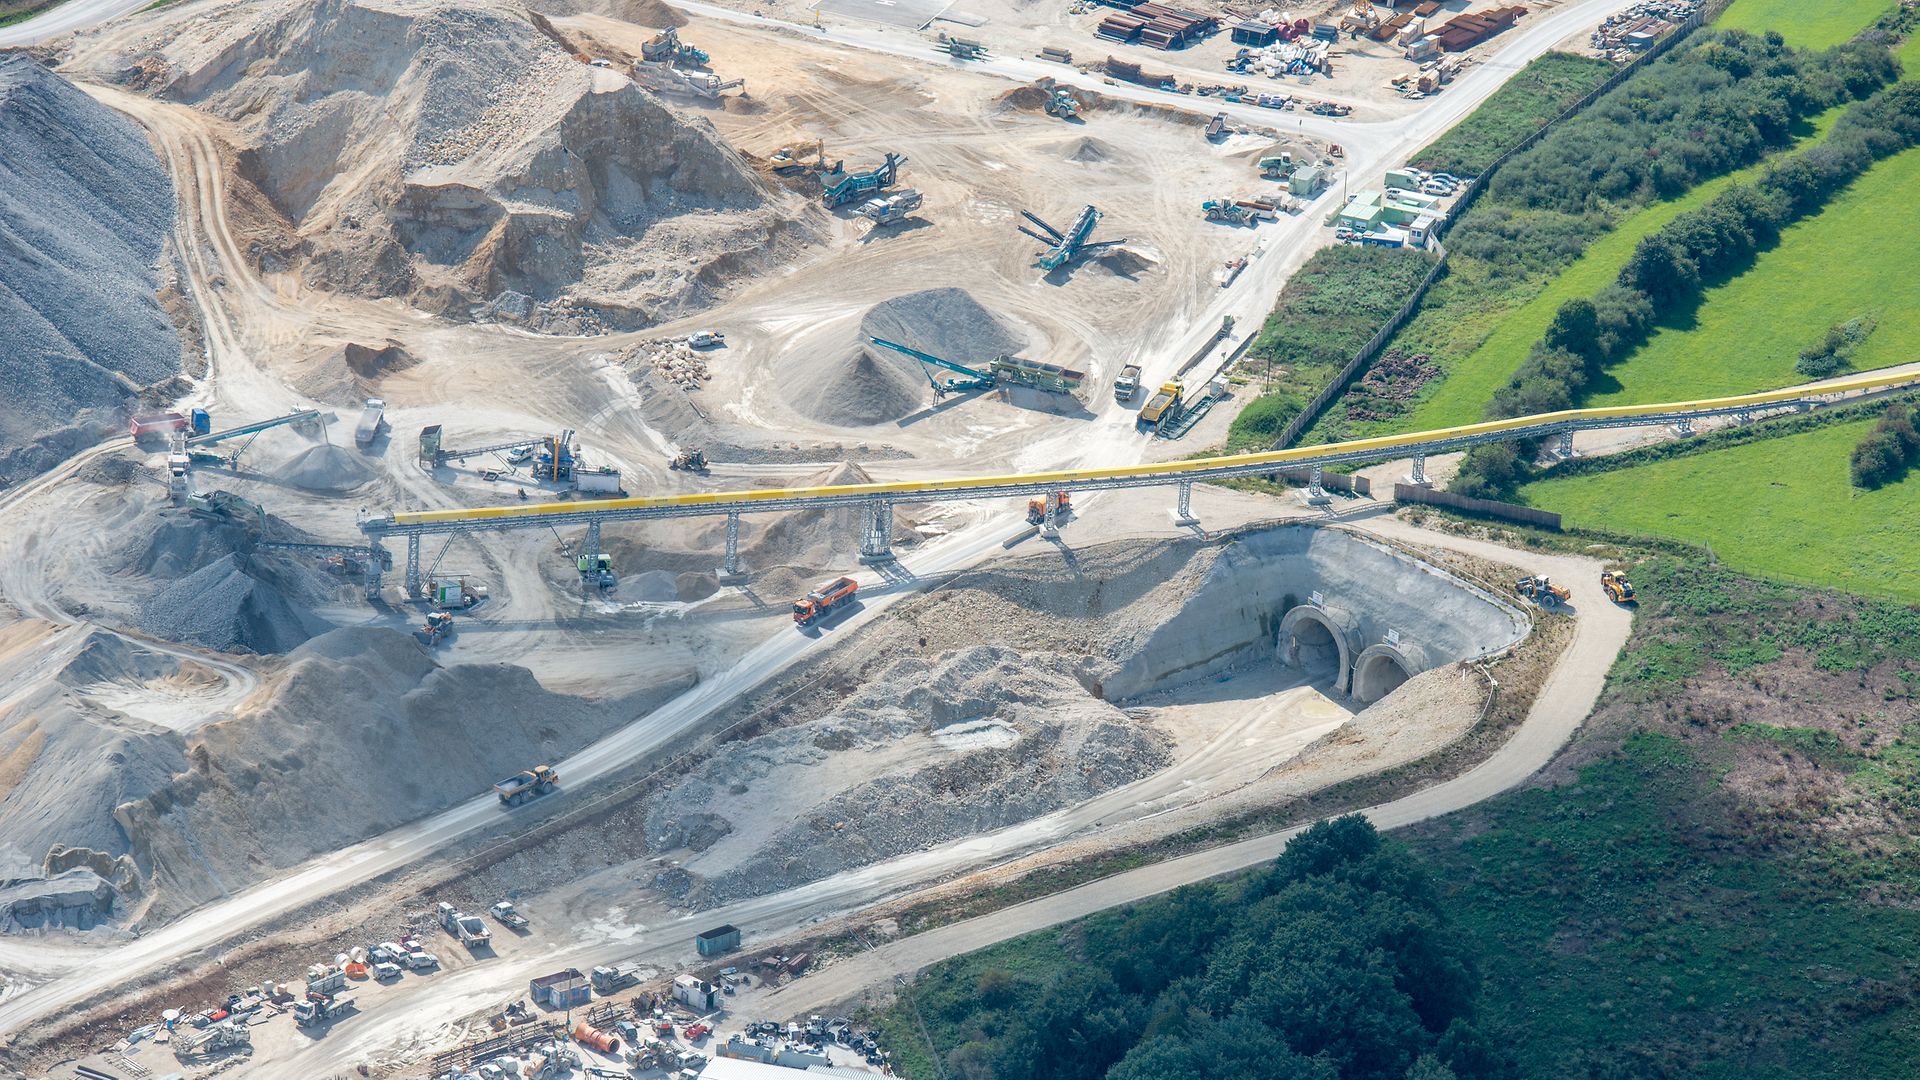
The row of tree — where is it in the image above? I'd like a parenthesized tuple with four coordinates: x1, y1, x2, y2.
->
(1486, 31, 1898, 214)
(1453, 79, 1920, 499)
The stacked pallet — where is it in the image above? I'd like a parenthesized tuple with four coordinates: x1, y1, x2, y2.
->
(1434, 5, 1525, 51)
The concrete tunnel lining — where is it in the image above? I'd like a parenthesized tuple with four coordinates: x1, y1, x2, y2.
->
(1278, 604, 1357, 696)
(1352, 641, 1428, 705)
(1101, 524, 1530, 703)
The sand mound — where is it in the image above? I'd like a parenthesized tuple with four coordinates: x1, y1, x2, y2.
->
(91, 0, 811, 330)
(645, 645, 1171, 906)
(115, 627, 672, 917)
(1058, 135, 1118, 163)
(785, 288, 1028, 427)
(0, 57, 179, 484)
(786, 347, 928, 428)
(137, 553, 317, 654)
(280, 443, 374, 492)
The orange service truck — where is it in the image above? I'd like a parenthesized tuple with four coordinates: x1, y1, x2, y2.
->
(793, 576, 858, 626)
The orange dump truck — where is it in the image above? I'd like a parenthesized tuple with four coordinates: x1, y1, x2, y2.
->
(793, 577, 858, 626)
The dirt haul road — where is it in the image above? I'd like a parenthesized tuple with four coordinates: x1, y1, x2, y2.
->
(0, 0, 1640, 1043)
(752, 517, 1633, 1019)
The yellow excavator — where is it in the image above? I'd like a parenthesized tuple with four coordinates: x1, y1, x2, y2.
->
(1601, 569, 1636, 604)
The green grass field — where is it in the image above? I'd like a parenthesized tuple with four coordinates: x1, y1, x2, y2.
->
(1586, 145, 1920, 407)
(1716, 0, 1892, 48)
(1522, 417, 1920, 602)
(1393, 106, 1847, 431)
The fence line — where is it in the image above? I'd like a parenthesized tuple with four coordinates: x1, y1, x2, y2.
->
(1395, 484, 1562, 528)
(1273, 1, 1731, 450)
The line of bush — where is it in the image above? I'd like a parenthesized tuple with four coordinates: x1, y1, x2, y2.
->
(1851, 401, 1920, 487)
(1452, 78, 1920, 499)
(1307, 27, 1899, 442)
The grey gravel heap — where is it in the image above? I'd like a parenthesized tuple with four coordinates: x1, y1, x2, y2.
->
(0, 56, 179, 484)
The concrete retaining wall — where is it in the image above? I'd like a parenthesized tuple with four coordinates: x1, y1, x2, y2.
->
(1105, 524, 1527, 702)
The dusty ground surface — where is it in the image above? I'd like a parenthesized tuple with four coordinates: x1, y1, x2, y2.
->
(0, 0, 1651, 1071)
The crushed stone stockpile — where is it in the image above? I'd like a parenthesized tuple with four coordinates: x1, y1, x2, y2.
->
(93, 0, 814, 331)
(644, 644, 1171, 907)
(278, 442, 375, 492)
(137, 553, 319, 654)
(787, 288, 1029, 427)
(116, 627, 674, 919)
(120, 503, 345, 655)
(0, 56, 180, 482)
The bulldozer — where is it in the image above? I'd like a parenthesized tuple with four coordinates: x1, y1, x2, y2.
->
(669, 449, 709, 473)
(1514, 575, 1571, 607)
(417, 611, 455, 647)
(1601, 569, 1636, 604)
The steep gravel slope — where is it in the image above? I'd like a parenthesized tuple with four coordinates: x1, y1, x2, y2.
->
(0, 56, 180, 484)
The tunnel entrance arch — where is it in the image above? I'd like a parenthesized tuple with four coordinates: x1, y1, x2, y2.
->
(1352, 642, 1427, 704)
(1278, 604, 1355, 696)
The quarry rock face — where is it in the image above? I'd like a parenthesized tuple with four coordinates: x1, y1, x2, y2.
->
(127, 0, 809, 328)
(0, 55, 180, 483)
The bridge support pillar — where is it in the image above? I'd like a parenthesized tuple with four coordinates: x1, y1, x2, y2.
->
(1674, 417, 1695, 437)
(1170, 480, 1200, 526)
(1040, 490, 1065, 537)
(858, 498, 896, 564)
(1555, 429, 1575, 459)
(404, 535, 422, 599)
(1407, 452, 1429, 487)
(1304, 465, 1331, 507)
(717, 511, 747, 583)
(366, 541, 388, 600)
(1736, 409, 1752, 425)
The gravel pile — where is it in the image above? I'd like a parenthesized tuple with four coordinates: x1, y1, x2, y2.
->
(112, 0, 805, 327)
(137, 553, 316, 654)
(860, 287, 1027, 369)
(279, 443, 375, 492)
(786, 288, 1028, 427)
(116, 627, 671, 917)
(643, 644, 1171, 907)
(0, 56, 179, 482)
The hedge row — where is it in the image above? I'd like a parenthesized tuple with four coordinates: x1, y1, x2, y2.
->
(1453, 79, 1920, 499)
